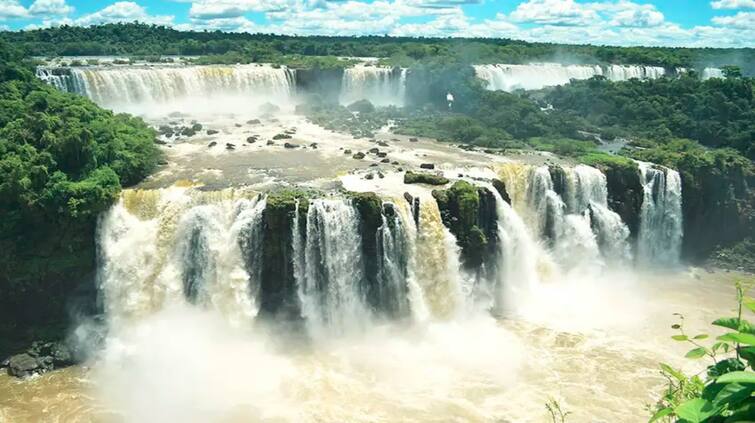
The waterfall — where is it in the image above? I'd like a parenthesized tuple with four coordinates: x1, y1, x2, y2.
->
(38, 64, 296, 109)
(297, 198, 370, 337)
(97, 188, 264, 326)
(413, 197, 466, 318)
(375, 204, 411, 319)
(702, 67, 724, 79)
(474, 63, 665, 92)
(340, 65, 407, 107)
(637, 162, 683, 266)
(568, 165, 631, 263)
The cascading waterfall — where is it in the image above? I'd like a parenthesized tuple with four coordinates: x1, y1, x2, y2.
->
(474, 63, 666, 91)
(413, 197, 466, 318)
(296, 198, 370, 336)
(375, 204, 411, 319)
(567, 165, 631, 262)
(37, 64, 296, 109)
(702, 67, 724, 79)
(97, 188, 264, 326)
(339, 65, 407, 107)
(637, 162, 683, 266)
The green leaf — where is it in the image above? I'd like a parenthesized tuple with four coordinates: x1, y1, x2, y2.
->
(672, 335, 689, 341)
(686, 347, 707, 359)
(674, 398, 719, 423)
(649, 407, 673, 423)
(660, 363, 686, 382)
(717, 332, 755, 346)
(713, 318, 755, 335)
(723, 401, 755, 423)
(744, 297, 755, 314)
(717, 371, 755, 385)
(713, 383, 754, 407)
(693, 334, 709, 340)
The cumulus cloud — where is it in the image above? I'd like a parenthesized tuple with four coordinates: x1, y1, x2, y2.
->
(0, 0, 28, 19)
(710, 0, 755, 9)
(712, 10, 755, 28)
(187, 0, 291, 19)
(509, 0, 598, 26)
(76, 2, 174, 26)
(29, 0, 73, 16)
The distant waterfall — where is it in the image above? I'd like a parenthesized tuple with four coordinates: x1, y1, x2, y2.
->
(340, 65, 407, 107)
(97, 188, 264, 326)
(37, 64, 296, 108)
(702, 67, 724, 80)
(474, 63, 666, 91)
(637, 162, 683, 265)
(297, 199, 369, 337)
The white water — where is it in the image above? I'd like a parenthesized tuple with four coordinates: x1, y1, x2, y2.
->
(298, 198, 370, 337)
(474, 63, 666, 91)
(340, 65, 407, 107)
(37, 64, 297, 115)
(637, 161, 683, 266)
(702, 67, 724, 79)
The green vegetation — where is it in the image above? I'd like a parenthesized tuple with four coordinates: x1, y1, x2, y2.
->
(404, 171, 450, 186)
(650, 280, 755, 423)
(0, 40, 161, 355)
(3, 23, 753, 72)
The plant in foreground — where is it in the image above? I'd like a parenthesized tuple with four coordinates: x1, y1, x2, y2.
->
(650, 280, 755, 423)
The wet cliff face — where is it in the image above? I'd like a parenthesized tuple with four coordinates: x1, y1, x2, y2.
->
(260, 191, 309, 319)
(600, 162, 643, 240)
(350, 192, 384, 313)
(678, 159, 754, 263)
(432, 181, 498, 275)
(295, 68, 345, 104)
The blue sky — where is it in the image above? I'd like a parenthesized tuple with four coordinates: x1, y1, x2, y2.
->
(1, 0, 753, 47)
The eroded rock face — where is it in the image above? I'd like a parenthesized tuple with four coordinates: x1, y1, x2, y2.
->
(5, 341, 75, 378)
(601, 162, 643, 239)
(432, 181, 498, 274)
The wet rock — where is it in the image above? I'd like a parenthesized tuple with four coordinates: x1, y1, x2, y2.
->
(235, 123, 242, 128)
(155, 139, 167, 145)
(273, 133, 292, 140)
(246, 136, 257, 144)
(247, 119, 261, 125)
(377, 141, 389, 147)
(404, 171, 449, 186)
(158, 159, 169, 166)
(191, 123, 203, 132)
(492, 179, 512, 205)
(377, 152, 387, 158)
(207, 129, 219, 135)
(180, 127, 196, 137)
(226, 143, 236, 150)
(310, 143, 318, 149)
(368, 147, 380, 154)
(157, 125, 173, 135)
(378, 172, 385, 179)
(380, 158, 390, 163)
(409, 137, 419, 142)
(344, 149, 352, 154)
(208, 141, 217, 148)
(352, 152, 365, 160)
(267, 140, 275, 146)
(365, 173, 374, 180)
(392, 161, 399, 165)
(284, 143, 299, 149)
(8, 353, 42, 378)
(420, 163, 435, 170)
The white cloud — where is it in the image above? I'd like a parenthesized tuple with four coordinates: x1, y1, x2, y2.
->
(710, 0, 755, 9)
(0, 0, 28, 19)
(607, 2, 664, 27)
(187, 0, 291, 18)
(29, 0, 73, 16)
(76, 2, 174, 26)
(712, 11, 755, 28)
(510, 0, 598, 26)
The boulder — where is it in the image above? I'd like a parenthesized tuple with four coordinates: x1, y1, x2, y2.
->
(380, 158, 390, 163)
(226, 143, 236, 150)
(409, 137, 419, 142)
(377, 152, 387, 158)
(420, 163, 435, 170)
(352, 152, 365, 160)
(208, 141, 217, 148)
(207, 129, 219, 135)
(284, 143, 299, 149)
(344, 149, 352, 154)
(368, 148, 380, 154)
(191, 123, 203, 132)
(273, 133, 292, 140)
(246, 137, 257, 144)
(377, 141, 389, 147)
(247, 119, 261, 125)
(267, 140, 275, 146)
(8, 353, 41, 378)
